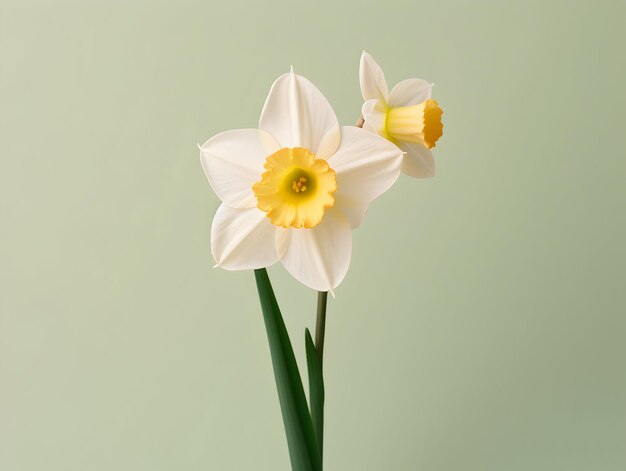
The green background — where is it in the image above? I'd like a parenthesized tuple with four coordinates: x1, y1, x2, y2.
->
(2, 0, 625, 469)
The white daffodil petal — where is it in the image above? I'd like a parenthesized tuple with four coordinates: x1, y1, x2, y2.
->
(211, 204, 279, 270)
(388, 78, 433, 108)
(361, 99, 388, 136)
(361, 98, 379, 117)
(359, 51, 389, 103)
(400, 142, 436, 178)
(329, 126, 403, 228)
(200, 129, 280, 208)
(276, 209, 352, 291)
(259, 71, 340, 158)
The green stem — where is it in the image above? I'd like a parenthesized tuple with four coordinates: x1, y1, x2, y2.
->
(305, 330, 324, 461)
(307, 291, 328, 459)
(315, 291, 328, 365)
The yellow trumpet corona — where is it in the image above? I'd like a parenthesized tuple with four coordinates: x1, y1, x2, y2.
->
(385, 99, 443, 149)
(252, 147, 337, 229)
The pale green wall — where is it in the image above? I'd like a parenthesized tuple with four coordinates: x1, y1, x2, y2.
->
(1, 1, 625, 470)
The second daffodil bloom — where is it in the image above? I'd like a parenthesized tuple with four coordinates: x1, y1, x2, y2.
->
(200, 70, 403, 292)
(359, 51, 444, 178)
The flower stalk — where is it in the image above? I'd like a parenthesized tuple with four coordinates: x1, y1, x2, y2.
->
(314, 291, 328, 364)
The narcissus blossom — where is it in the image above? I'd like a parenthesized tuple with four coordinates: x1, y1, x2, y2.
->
(200, 70, 403, 292)
(360, 51, 443, 179)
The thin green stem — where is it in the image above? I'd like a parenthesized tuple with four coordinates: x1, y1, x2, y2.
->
(310, 290, 328, 460)
(314, 291, 328, 365)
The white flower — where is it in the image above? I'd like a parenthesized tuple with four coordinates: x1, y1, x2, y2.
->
(200, 70, 403, 292)
(359, 51, 443, 179)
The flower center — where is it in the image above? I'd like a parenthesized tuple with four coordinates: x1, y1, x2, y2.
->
(292, 177, 307, 193)
(385, 99, 443, 148)
(252, 147, 337, 229)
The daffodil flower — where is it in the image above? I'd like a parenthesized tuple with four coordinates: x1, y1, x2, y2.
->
(200, 70, 403, 292)
(359, 51, 444, 178)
